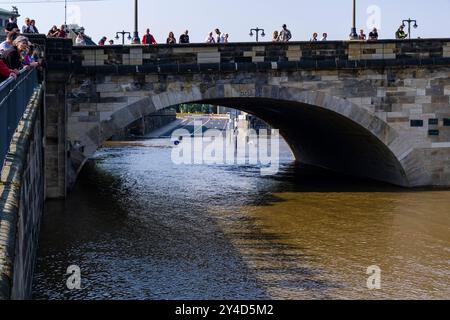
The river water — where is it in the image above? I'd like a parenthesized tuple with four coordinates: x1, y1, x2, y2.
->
(32, 135, 450, 300)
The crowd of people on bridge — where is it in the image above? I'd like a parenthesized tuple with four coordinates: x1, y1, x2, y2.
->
(0, 16, 42, 83)
(2, 14, 417, 48)
(90, 22, 411, 46)
(0, 12, 425, 84)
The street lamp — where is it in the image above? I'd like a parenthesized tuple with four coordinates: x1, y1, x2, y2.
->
(249, 27, 265, 43)
(349, 0, 358, 40)
(132, 0, 140, 44)
(64, 0, 67, 27)
(402, 18, 418, 40)
(116, 31, 132, 45)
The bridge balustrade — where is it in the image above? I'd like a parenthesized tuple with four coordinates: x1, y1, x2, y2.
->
(0, 68, 39, 170)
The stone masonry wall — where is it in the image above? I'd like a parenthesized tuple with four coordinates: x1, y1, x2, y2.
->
(0, 87, 45, 300)
(65, 65, 450, 187)
(42, 38, 450, 189)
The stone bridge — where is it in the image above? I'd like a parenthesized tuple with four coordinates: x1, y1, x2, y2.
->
(40, 37, 450, 197)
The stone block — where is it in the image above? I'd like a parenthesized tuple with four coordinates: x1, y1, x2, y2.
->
(197, 52, 220, 64)
(173, 47, 195, 54)
(193, 47, 219, 53)
(252, 46, 265, 52)
(252, 56, 265, 63)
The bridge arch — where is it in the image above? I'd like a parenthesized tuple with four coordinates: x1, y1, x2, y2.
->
(73, 84, 412, 187)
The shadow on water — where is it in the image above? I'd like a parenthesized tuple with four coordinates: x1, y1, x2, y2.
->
(33, 157, 350, 300)
(32, 142, 450, 300)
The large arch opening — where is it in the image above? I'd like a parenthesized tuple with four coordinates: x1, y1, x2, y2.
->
(198, 98, 408, 186)
(74, 86, 410, 187)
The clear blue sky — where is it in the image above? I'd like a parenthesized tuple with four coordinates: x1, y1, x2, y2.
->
(4, 0, 450, 43)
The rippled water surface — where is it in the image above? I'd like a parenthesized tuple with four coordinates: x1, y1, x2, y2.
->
(33, 138, 450, 300)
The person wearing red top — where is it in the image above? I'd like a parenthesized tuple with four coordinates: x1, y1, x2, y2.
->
(142, 29, 157, 45)
(58, 25, 67, 38)
(0, 60, 17, 83)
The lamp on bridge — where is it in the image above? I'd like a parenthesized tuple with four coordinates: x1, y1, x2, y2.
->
(249, 28, 266, 43)
(116, 31, 132, 45)
(349, 0, 358, 40)
(132, 0, 141, 44)
(402, 18, 418, 40)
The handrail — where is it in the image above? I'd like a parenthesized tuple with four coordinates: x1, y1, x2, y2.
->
(0, 67, 39, 171)
(0, 68, 30, 91)
(0, 68, 35, 106)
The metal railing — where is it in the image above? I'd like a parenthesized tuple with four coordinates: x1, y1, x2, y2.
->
(0, 68, 39, 170)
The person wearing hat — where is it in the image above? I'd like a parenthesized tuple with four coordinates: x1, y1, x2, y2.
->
(279, 24, 292, 42)
(1, 36, 33, 70)
(395, 25, 408, 40)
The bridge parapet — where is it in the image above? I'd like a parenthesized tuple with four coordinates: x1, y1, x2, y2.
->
(67, 39, 450, 72)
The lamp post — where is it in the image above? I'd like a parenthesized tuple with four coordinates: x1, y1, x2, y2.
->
(64, 0, 67, 27)
(349, 0, 358, 40)
(132, 0, 140, 44)
(402, 18, 418, 40)
(116, 31, 132, 45)
(249, 27, 265, 43)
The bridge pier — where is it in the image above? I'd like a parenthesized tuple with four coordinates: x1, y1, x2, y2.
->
(42, 37, 73, 199)
(44, 75, 68, 199)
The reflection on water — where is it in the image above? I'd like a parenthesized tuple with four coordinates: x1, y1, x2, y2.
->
(33, 139, 450, 300)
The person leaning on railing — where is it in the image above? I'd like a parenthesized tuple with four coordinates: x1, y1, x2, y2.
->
(0, 36, 39, 83)
(0, 60, 18, 82)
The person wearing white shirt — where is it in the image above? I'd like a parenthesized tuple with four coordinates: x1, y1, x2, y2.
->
(321, 33, 328, 41)
(22, 17, 32, 34)
(75, 33, 87, 46)
(220, 33, 229, 43)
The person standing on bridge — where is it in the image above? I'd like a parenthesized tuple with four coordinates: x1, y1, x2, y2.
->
(75, 33, 87, 46)
(278, 24, 292, 42)
(142, 29, 157, 45)
(166, 32, 177, 44)
(368, 28, 379, 41)
(215, 28, 222, 43)
(205, 32, 215, 43)
(22, 18, 33, 34)
(179, 30, 190, 44)
(30, 20, 39, 34)
(47, 26, 59, 38)
(395, 25, 408, 40)
(272, 30, 280, 42)
(98, 36, 107, 46)
(221, 33, 229, 43)
(0, 30, 19, 54)
(359, 29, 367, 40)
(5, 16, 19, 33)
(58, 25, 67, 38)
